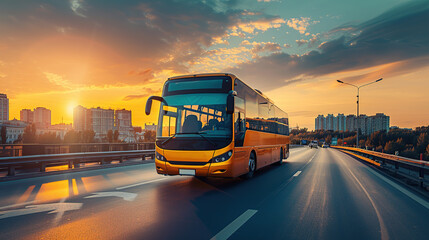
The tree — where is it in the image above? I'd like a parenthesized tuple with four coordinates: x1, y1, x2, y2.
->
(326, 135, 332, 144)
(1, 126, 6, 144)
(401, 147, 418, 159)
(82, 130, 95, 143)
(384, 138, 406, 154)
(22, 124, 37, 143)
(425, 144, 429, 160)
(13, 134, 23, 144)
(64, 130, 81, 143)
(107, 130, 113, 143)
(144, 130, 156, 142)
(38, 132, 60, 144)
(113, 130, 119, 142)
(416, 133, 428, 154)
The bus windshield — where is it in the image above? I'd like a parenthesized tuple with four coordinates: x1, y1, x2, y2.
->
(156, 93, 233, 150)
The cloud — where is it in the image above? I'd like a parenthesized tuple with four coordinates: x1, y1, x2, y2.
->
(250, 42, 282, 54)
(296, 39, 308, 47)
(287, 17, 313, 34)
(228, 0, 429, 90)
(70, 0, 87, 18)
(123, 94, 146, 101)
(44, 72, 74, 89)
(123, 87, 160, 101)
(230, 17, 286, 35)
(190, 46, 252, 72)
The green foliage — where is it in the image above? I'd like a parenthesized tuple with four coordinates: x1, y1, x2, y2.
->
(401, 147, 419, 159)
(416, 133, 428, 153)
(113, 130, 119, 142)
(384, 138, 406, 154)
(107, 130, 113, 143)
(38, 132, 61, 144)
(143, 130, 156, 142)
(1, 126, 6, 144)
(82, 130, 95, 143)
(64, 130, 81, 143)
(63, 130, 95, 143)
(22, 124, 37, 143)
(107, 130, 120, 143)
(425, 144, 429, 160)
(290, 128, 308, 135)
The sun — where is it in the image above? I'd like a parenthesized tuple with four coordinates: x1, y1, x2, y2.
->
(67, 102, 77, 117)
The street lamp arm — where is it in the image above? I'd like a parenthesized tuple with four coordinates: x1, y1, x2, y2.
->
(339, 81, 358, 88)
(359, 78, 383, 89)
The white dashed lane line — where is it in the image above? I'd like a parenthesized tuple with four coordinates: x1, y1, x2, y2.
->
(210, 209, 258, 240)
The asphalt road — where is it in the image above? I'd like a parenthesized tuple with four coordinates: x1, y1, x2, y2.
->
(0, 147, 428, 240)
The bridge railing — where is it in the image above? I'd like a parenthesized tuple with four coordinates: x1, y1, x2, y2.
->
(332, 146, 429, 188)
(0, 150, 155, 177)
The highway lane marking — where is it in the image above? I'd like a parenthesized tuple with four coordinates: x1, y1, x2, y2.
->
(258, 151, 317, 207)
(210, 209, 257, 240)
(342, 158, 389, 240)
(84, 191, 137, 201)
(0, 202, 83, 220)
(0, 201, 37, 211)
(293, 171, 302, 177)
(53, 197, 67, 224)
(116, 178, 166, 190)
(308, 152, 317, 163)
(365, 167, 429, 210)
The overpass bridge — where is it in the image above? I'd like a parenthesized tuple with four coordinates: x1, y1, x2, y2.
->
(0, 147, 428, 239)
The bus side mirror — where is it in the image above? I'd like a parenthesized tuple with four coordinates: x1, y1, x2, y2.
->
(226, 94, 234, 114)
(145, 96, 166, 115)
(145, 98, 153, 115)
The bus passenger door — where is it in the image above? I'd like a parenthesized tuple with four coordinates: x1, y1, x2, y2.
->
(234, 111, 248, 175)
(234, 112, 246, 147)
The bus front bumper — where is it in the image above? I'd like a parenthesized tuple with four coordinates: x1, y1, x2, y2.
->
(155, 159, 233, 177)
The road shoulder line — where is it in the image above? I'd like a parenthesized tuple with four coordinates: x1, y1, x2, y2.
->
(365, 166, 429, 210)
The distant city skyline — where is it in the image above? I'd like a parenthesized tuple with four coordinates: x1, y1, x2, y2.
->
(315, 113, 390, 135)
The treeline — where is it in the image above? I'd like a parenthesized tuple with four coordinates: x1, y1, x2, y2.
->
(290, 126, 429, 160)
(12, 124, 157, 144)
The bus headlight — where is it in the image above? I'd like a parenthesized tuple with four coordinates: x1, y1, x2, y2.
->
(156, 152, 167, 161)
(211, 150, 232, 163)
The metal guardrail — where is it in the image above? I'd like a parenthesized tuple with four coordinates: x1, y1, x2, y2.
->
(332, 146, 429, 188)
(0, 150, 155, 177)
(0, 144, 302, 178)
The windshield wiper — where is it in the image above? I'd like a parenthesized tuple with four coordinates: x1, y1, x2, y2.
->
(182, 132, 217, 148)
(161, 133, 177, 146)
(162, 132, 217, 148)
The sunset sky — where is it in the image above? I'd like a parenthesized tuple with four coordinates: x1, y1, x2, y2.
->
(1, 0, 428, 130)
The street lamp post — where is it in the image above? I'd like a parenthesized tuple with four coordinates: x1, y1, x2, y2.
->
(337, 78, 383, 148)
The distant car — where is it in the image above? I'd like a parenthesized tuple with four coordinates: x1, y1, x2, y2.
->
(309, 140, 318, 149)
(322, 143, 329, 148)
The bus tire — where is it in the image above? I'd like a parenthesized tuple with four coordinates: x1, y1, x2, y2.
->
(277, 148, 283, 165)
(243, 152, 256, 179)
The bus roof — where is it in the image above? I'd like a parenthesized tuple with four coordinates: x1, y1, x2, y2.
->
(166, 73, 286, 117)
(168, 73, 237, 80)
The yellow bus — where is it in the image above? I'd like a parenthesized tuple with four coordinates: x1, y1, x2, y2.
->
(145, 73, 290, 178)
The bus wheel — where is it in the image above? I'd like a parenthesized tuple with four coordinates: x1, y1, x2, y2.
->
(277, 148, 283, 165)
(243, 152, 256, 179)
